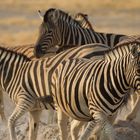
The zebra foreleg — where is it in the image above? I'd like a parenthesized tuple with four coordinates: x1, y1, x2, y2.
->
(46, 110, 57, 124)
(57, 108, 69, 140)
(70, 120, 86, 140)
(78, 112, 115, 140)
(0, 88, 6, 122)
(126, 92, 140, 121)
(28, 109, 42, 140)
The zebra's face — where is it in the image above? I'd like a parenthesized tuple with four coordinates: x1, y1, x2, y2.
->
(35, 9, 61, 58)
(129, 44, 140, 90)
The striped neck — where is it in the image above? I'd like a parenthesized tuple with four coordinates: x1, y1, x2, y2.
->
(57, 19, 125, 47)
(104, 43, 140, 89)
(58, 19, 96, 46)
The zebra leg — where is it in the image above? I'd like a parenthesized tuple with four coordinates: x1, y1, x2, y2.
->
(78, 112, 115, 140)
(126, 92, 140, 121)
(70, 119, 86, 140)
(8, 100, 35, 140)
(57, 107, 69, 140)
(46, 110, 56, 124)
(94, 112, 115, 140)
(78, 121, 97, 140)
(0, 87, 6, 121)
(28, 110, 42, 140)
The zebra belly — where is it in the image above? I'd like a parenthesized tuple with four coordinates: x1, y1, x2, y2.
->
(55, 95, 92, 121)
(53, 82, 92, 121)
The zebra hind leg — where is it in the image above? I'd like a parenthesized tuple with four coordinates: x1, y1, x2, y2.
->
(126, 93, 140, 121)
(0, 88, 6, 122)
(94, 112, 115, 140)
(57, 107, 69, 140)
(28, 109, 42, 140)
(70, 119, 86, 140)
(8, 100, 35, 140)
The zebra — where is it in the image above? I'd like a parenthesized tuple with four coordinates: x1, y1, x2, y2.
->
(0, 44, 34, 122)
(75, 13, 140, 122)
(35, 8, 128, 58)
(0, 43, 112, 140)
(0, 44, 58, 140)
(50, 38, 140, 140)
(36, 9, 140, 122)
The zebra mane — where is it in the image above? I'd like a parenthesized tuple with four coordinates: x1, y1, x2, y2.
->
(104, 36, 140, 58)
(43, 8, 82, 27)
(115, 36, 140, 47)
(0, 45, 31, 61)
(74, 13, 94, 30)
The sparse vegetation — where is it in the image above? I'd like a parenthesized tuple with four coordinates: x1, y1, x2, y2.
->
(0, 0, 140, 45)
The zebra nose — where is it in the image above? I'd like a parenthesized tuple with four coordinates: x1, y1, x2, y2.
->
(34, 45, 43, 58)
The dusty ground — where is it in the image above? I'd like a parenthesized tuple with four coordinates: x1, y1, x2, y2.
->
(0, 0, 140, 140)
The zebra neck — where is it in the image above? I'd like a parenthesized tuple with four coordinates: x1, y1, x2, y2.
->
(58, 21, 97, 46)
(107, 57, 130, 90)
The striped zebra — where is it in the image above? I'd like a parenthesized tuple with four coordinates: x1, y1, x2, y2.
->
(36, 9, 140, 122)
(74, 13, 140, 122)
(0, 44, 58, 140)
(0, 43, 111, 140)
(0, 44, 34, 122)
(50, 38, 140, 140)
(35, 8, 128, 57)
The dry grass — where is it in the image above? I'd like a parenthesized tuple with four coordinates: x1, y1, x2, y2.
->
(0, 0, 140, 46)
(2, 0, 140, 11)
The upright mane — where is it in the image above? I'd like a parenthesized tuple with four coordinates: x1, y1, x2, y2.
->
(43, 8, 82, 27)
(74, 13, 94, 30)
(115, 36, 140, 47)
(104, 36, 140, 59)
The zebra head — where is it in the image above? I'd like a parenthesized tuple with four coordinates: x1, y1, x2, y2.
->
(35, 8, 61, 58)
(124, 40, 140, 91)
(35, 8, 90, 58)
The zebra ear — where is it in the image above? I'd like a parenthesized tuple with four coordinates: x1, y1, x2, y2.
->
(51, 9, 60, 24)
(131, 44, 139, 58)
(37, 10, 44, 20)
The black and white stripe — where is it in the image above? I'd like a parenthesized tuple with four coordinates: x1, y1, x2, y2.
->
(0, 44, 35, 122)
(50, 39, 140, 140)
